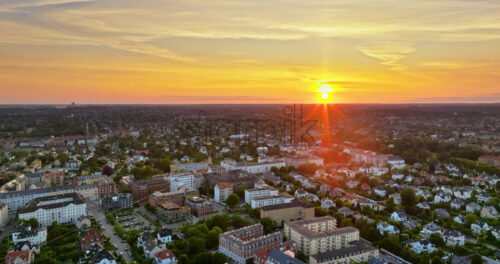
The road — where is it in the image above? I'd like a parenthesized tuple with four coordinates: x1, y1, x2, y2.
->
(86, 200, 133, 262)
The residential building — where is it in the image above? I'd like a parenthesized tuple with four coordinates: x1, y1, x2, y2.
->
(11, 224, 47, 245)
(250, 193, 294, 209)
(219, 224, 282, 264)
(480, 206, 498, 219)
(100, 192, 133, 211)
(81, 228, 104, 250)
(285, 155, 324, 168)
(5, 250, 34, 264)
(245, 185, 279, 204)
(185, 195, 213, 216)
(214, 182, 232, 203)
(156, 200, 190, 223)
(148, 186, 198, 206)
(221, 159, 286, 174)
(466, 202, 481, 213)
(411, 239, 436, 254)
(18, 192, 86, 226)
(377, 222, 399, 235)
(420, 222, 444, 237)
(284, 216, 359, 256)
(131, 179, 170, 201)
(471, 221, 490, 234)
(154, 249, 176, 264)
(157, 228, 173, 243)
(443, 230, 465, 246)
(260, 199, 314, 223)
(167, 173, 194, 192)
(90, 248, 116, 264)
(309, 240, 379, 264)
(390, 210, 408, 222)
(266, 248, 304, 264)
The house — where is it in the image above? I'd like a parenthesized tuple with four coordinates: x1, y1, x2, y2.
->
(443, 230, 465, 246)
(453, 215, 466, 224)
(377, 222, 399, 235)
(390, 210, 408, 222)
(90, 249, 116, 264)
(466, 202, 481, 213)
(388, 193, 401, 205)
(480, 206, 498, 219)
(320, 198, 335, 210)
(417, 202, 430, 210)
(403, 219, 421, 230)
(81, 228, 104, 250)
(157, 228, 173, 244)
(471, 221, 490, 234)
(420, 222, 444, 237)
(450, 199, 464, 210)
(373, 187, 386, 197)
(453, 188, 472, 199)
(12, 241, 37, 254)
(346, 181, 360, 189)
(391, 173, 404, 180)
(433, 193, 451, 204)
(435, 208, 450, 219)
(411, 239, 437, 254)
(360, 182, 371, 192)
(338, 207, 357, 217)
(137, 231, 152, 248)
(154, 249, 176, 264)
(476, 191, 491, 203)
(492, 227, 500, 240)
(5, 250, 34, 264)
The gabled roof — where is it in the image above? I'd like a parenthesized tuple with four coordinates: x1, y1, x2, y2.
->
(90, 249, 114, 263)
(5, 250, 32, 264)
(154, 249, 175, 260)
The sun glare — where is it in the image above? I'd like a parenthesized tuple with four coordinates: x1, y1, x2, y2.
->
(317, 83, 333, 103)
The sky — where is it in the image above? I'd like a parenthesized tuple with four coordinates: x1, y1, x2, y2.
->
(0, 0, 499, 104)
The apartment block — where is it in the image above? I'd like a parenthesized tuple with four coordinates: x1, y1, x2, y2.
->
(18, 192, 87, 226)
(260, 199, 314, 223)
(284, 216, 359, 256)
(309, 240, 379, 264)
(219, 224, 282, 264)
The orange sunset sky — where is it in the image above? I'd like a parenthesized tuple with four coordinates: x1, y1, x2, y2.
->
(0, 0, 499, 104)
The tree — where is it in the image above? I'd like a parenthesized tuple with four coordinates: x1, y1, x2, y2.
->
(260, 218, 275, 234)
(401, 188, 416, 207)
(430, 233, 444, 247)
(341, 218, 353, 227)
(211, 252, 228, 264)
(188, 237, 206, 255)
(102, 165, 114, 176)
(157, 158, 171, 173)
(471, 254, 482, 264)
(226, 193, 240, 208)
(431, 256, 442, 264)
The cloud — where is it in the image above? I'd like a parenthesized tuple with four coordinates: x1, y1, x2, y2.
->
(358, 42, 415, 70)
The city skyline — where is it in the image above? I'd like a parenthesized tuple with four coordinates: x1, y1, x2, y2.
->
(1, 0, 500, 104)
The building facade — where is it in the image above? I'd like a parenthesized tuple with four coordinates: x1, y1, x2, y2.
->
(260, 200, 314, 223)
(219, 224, 282, 264)
(18, 192, 87, 226)
(284, 217, 359, 256)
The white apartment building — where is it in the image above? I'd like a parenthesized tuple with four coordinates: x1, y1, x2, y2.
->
(221, 159, 285, 174)
(12, 224, 47, 245)
(245, 186, 279, 204)
(250, 194, 294, 209)
(18, 192, 87, 226)
(168, 173, 194, 192)
(214, 183, 233, 203)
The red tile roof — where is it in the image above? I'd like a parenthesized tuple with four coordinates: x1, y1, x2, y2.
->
(217, 182, 232, 189)
(5, 250, 32, 263)
(154, 249, 175, 260)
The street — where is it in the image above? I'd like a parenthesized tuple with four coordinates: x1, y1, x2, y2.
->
(86, 200, 133, 262)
